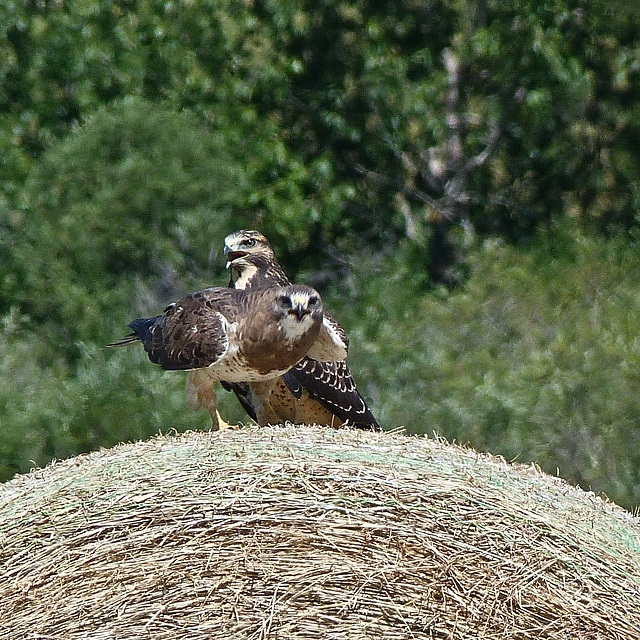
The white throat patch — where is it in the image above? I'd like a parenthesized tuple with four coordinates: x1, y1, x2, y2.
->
(232, 263, 258, 290)
(280, 313, 316, 342)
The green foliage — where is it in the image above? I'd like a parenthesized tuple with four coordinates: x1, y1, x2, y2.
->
(328, 229, 640, 509)
(0, 96, 251, 475)
(1, 1, 640, 514)
(0, 313, 247, 479)
(0, 93, 248, 480)
(3, 0, 640, 272)
(24, 96, 240, 276)
(4, 97, 247, 358)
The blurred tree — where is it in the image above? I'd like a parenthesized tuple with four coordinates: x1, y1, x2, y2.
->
(258, 0, 640, 283)
(328, 226, 640, 509)
(0, 97, 251, 477)
(6, 97, 247, 360)
(3, 0, 640, 284)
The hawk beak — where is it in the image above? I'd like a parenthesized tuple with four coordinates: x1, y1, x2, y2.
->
(224, 245, 247, 269)
(289, 303, 309, 321)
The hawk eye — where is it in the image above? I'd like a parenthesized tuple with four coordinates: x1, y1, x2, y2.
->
(308, 295, 319, 307)
(277, 294, 292, 308)
(241, 238, 256, 248)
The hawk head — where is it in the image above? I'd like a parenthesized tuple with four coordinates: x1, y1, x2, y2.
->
(271, 286, 323, 342)
(224, 230, 289, 289)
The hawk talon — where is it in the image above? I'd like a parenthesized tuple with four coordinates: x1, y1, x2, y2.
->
(208, 408, 237, 431)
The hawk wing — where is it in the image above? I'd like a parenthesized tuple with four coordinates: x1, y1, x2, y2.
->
(111, 286, 324, 376)
(282, 360, 380, 430)
(126, 289, 232, 370)
(110, 284, 326, 429)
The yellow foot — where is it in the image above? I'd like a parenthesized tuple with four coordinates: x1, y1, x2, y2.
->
(212, 408, 240, 431)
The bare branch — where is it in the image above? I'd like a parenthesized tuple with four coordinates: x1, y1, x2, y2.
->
(353, 162, 455, 221)
(465, 118, 501, 171)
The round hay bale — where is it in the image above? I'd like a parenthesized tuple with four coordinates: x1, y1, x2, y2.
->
(1, 426, 639, 639)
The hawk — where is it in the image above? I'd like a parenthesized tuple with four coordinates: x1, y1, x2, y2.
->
(222, 230, 380, 431)
(110, 285, 335, 430)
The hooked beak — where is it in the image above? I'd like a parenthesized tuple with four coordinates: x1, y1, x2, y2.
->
(223, 245, 248, 269)
(289, 303, 309, 321)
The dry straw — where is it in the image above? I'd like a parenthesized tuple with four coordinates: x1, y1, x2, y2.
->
(1, 425, 639, 639)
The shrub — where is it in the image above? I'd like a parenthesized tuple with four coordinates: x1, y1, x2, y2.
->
(0, 314, 247, 479)
(6, 97, 247, 359)
(329, 229, 640, 510)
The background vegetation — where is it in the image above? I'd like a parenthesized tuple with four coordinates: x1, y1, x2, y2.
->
(2, 0, 640, 511)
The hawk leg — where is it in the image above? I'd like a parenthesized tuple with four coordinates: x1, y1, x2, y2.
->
(186, 369, 237, 430)
(246, 379, 281, 425)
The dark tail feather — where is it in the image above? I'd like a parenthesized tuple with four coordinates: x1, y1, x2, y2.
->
(107, 315, 161, 348)
(107, 333, 140, 348)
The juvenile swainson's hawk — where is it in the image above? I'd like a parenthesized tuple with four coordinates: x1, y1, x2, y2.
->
(222, 230, 380, 431)
(110, 285, 333, 430)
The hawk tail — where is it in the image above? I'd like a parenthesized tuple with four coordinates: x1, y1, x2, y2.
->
(107, 315, 161, 348)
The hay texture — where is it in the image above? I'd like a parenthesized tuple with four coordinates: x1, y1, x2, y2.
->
(1, 426, 639, 640)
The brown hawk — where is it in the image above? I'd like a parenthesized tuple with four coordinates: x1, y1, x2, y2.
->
(222, 230, 380, 431)
(110, 285, 334, 430)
